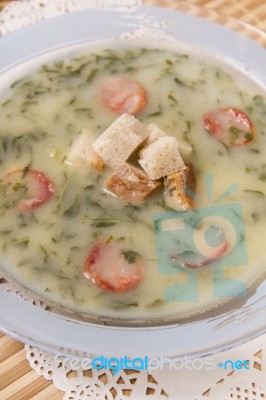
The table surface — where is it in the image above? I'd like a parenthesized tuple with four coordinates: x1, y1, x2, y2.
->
(0, 0, 265, 399)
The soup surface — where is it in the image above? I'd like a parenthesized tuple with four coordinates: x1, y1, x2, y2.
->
(0, 44, 266, 324)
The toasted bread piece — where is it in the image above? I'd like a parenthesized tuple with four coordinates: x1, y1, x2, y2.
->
(139, 136, 186, 180)
(92, 113, 148, 169)
(104, 162, 161, 204)
(145, 123, 167, 145)
(163, 163, 195, 211)
(146, 123, 192, 157)
(176, 139, 192, 158)
(66, 128, 104, 171)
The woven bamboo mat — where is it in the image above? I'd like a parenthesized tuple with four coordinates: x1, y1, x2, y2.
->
(145, 0, 266, 46)
(0, 1, 265, 399)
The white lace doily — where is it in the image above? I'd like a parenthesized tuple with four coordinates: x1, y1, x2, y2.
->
(0, 0, 266, 399)
(25, 333, 266, 400)
(0, 0, 141, 36)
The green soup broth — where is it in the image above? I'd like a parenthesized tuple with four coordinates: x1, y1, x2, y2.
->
(0, 44, 266, 323)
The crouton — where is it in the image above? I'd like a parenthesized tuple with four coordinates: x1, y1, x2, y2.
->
(146, 123, 192, 157)
(139, 136, 186, 180)
(66, 128, 104, 171)
(163, 163, 195, 211)
(104, 162, 161, 204)
(176, 139, 192, 158)
(92, 113, 148, 169)
(145, 123, 167, 145)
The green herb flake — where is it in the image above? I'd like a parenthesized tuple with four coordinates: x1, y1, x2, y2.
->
(251, 212, 260, 223)
(249, 148, 260, 154)
(14, 238, 29, 249)
(253, 94, 266, 111)
(229, 126, 246, 142)
(121, 250, 139, 264)
(174, 76, 186, 86)
(186, 121, 192, 133)
(11, 182, 27, 193)
(40, 245, 49, 264)
(146, 299, 164, 308)
(22, 163, 31, 178)
(244, 189, 265, 197)
(0, 229, 11, 235)
(245, 166, 256, 173)
(69, 97, 76, 105)
(174, 76, 192, 89)
(17, 258, 30, 267)
(63, 198, 80, 217)
(91, 218, 119, 228)
(84, 184, 95, 190)
(165, 59, 173, 65)
(86, 68, 98, 84)
(10, 78, 26, 88)
(1, 99, 11, 107)
(168, 93, 178, 103)
(109, 301, 138, 310)
(105, 235, 113, 244)
(147, 109, 162, 118)
(259, 174, 266, 182)
(74, 108, 93, 119)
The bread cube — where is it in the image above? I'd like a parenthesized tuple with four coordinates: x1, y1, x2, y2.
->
(139, 136, 186, 180)
(104, 162, 160, 204)
(163, 163, 195, 211)
(146, 123, 192, 157)
(176, 139, 192, 158)
(92, 113, 148, 169)
(66, 128, 104, 171)
(145, 123, 167, 145)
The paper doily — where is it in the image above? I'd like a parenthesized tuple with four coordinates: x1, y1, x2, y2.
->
(0, 0, 141, 36)
(0, 0, 266, 399)
(25, 333, 266, 400)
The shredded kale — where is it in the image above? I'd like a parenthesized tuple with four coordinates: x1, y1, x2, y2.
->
(121, 250, 139, 264)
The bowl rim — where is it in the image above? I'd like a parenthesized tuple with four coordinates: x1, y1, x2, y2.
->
(0, 5, 265, 358)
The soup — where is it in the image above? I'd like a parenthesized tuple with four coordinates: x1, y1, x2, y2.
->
(0, 44, 265, 324)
